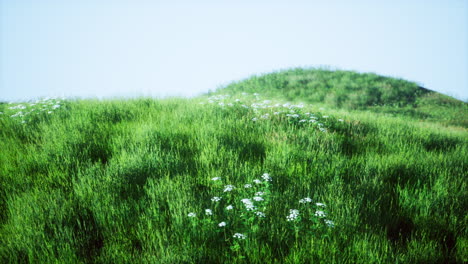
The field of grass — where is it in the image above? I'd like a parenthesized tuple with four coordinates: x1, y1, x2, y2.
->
(0, 69, 467, 263)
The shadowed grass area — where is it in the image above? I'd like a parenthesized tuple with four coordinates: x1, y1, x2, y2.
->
(0, 69, 467, 263)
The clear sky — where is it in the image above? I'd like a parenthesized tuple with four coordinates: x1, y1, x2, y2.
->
(1, 0, 467, 101)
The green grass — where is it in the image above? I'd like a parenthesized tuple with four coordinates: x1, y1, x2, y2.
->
(0, 69, 467, 263)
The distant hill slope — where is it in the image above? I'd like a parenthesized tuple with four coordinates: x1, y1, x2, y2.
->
(217, 68, 467, 127)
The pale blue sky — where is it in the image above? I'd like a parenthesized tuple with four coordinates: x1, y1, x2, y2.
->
(1, 0, 467, 101)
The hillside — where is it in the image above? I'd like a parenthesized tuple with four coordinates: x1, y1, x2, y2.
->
(0, 69, 467, 263)
(218, 68, 467, 127)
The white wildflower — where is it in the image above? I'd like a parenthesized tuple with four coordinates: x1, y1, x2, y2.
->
(261, 173, 272, 182)
(252, 117, 258, 122)
(244, 184, 252, 188)
(224, 185, 235, 192)
(241, 198, 256, 211)
(315, 210, 326, 217)
(338, 119, 344, 122)
(211, 177, 221, 181)
(205, 209, 213, 216)
(233, 233, 246, 239)
(241, 198, 252, 204)
(226, 205, 234, 210)
(218, 221, 226, 227)
(253, 179, 262, 184)
(316, 203, 326, 207)
(255, 191, 265, 196)
(253, 196, 264, 202)
(211, 196, 222, 202)
(299, 119, 306, 122)
(299, 197, 312, 203)
(287, 209, 300, 221)
(324, 219, 335, 227)
(188, 212, 196, 217)
(255, 211, 266, 218)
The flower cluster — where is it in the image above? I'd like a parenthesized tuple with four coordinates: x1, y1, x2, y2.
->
(261, 173, 272, 182)
(2, 97, 65, 124)
(202, 92, 346, 133)
(299, 197, 312, 204)
(294, 198, 335, 228)
(187, 172, 272, 243)
(233, 233, 246, 239)
(187, 173, 335, 251)
(224, 185, 235, 192)
(211, 197, 222, 202)
(286, 209, 300, 221)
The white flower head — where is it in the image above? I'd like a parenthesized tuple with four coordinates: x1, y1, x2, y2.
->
(253, 179, 262, 184)
(188, 212, 196, 217)
(255, 191, 265, 196)
(224, 185, 235, 192)
(241, 198, 256, 211)
(261, 173, 272, 182)
(299, 197, 312, 203)
(233, 233, 246, 239)
(253, 196, 264, 202)
(211, 177, 221, 181)
(218, 221, 226, 227)
(287, 209, 300, 221)
(316, 203, 326, 207)
(255, 211, 266, 218)
(205, 209, 213, 216)
(324, 219, 335, 227)
(244, 184, 252, 188)
(252, 117, 258, 122)
(211, 196, 222, 202)
(241, 198, 252, 204)
(315, 210, 326, 217)
(226, 205, 234, 210)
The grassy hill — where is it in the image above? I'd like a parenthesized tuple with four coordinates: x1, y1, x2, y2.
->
(219, 68, 467, 127)
(0, 69, 467, 263)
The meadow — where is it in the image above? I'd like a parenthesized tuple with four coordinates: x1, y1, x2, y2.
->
(0, 68, 467, 263)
